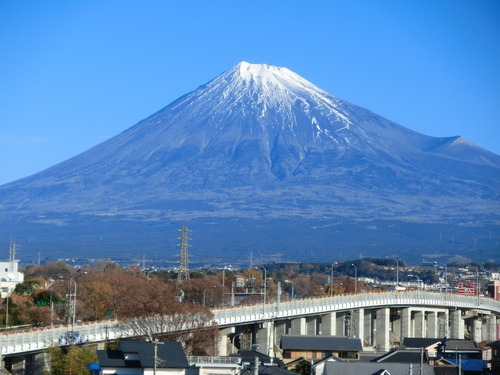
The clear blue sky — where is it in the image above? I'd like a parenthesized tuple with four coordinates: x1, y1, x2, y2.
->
(1, 0, 499, 185)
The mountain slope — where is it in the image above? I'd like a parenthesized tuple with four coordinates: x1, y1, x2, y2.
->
(0, 62, 499, 263)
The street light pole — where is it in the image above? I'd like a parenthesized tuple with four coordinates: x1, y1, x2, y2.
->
(476, 270, 480, 305)
(407, 274, 422, 288)
(4, 275, 13, 329)
(46, 278, 56, 327)
(443, 264, 448, 302)
(330, 262, 337, 296)
(391, 259, 399, 299)
(284, 280, 294, 300)
(407, 274, 422, 298)
(257, 266, 267, 313)
(222, 266, 226, 304)
(351, 264, 358, 294)
(5, 295, 8, 329)
(69, 278, 77, 334)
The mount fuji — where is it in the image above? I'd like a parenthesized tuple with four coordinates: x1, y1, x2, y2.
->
(1, 62, 499, 264)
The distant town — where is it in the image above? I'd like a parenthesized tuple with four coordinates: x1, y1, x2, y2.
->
(1, 238, 499, 374)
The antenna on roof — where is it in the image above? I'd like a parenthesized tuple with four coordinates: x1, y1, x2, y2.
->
(9, 239, 16, 273)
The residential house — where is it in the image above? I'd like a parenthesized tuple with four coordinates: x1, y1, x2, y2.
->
(321, 360, 435, 375)
(488, 341, 500, 375)
(403, 337, 486, 374)
(317, 349, 440, 375)
(97, 341, 190, 375)
(280, 335, 362, 362)
(188, 355, 241, 375)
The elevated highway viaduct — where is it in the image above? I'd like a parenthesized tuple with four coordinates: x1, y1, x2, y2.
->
(212, 290, 500, 356)
(1, 291, 499, 372)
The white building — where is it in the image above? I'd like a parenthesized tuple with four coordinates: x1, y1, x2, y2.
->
(0, 241, 24, 298)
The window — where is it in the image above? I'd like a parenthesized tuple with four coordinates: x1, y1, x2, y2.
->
(339, 351, 357, 359)
(312, 352, 317, 359)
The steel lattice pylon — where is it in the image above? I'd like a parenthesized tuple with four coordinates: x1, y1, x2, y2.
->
(177, 221, 190, 287)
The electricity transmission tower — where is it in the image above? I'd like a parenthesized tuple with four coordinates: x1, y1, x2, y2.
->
(176, 221, 191, 288)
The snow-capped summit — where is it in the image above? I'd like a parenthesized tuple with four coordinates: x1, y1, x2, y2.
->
(225, 61, 328, 98)
(160, 60, 351, 143)
(0, 62, 498, 262)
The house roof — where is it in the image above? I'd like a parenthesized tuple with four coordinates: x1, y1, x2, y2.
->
(433, 368, 459, 375)
(281, 335, 362, 351)
(403, 337, 481, 352)
(259, 366, 298, 375)
(403, 337, 440, 349)
(441, 339, 481, 352)
(324, 361, 434, 375)
(488, 340, 500, 348)
(230, 349, 284, 367)
(372, 350, 426, 363)
(97, 350, 140, 368)
(240, 365, 297, 375)
(97, 341, 189, 369)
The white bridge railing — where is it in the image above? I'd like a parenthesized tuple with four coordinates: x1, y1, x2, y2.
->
(213, 290, 500, 325)
(0, 291, 498, 356)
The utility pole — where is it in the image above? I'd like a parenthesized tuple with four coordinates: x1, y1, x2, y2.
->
(153, 340, 163, 375)
(351, 263, 358, 294)
(68, 278, 77, 335)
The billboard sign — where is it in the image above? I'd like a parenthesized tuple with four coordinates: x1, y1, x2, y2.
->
(458, 280, 476, 295)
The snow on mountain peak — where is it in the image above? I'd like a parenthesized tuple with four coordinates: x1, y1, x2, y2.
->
(183, 61, 354, 135)
(228, 61, 326, 96)
(235, 61, 294, 82)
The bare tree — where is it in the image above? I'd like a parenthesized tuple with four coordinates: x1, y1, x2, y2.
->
(119, 302, 219, 355)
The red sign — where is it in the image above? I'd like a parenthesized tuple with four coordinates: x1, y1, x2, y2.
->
(458, 280, 476, 295)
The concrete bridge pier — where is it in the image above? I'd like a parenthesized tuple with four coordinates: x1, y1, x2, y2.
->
(438, 311, 448, 338)
(255, 321, 274, 357)
(218, 327, 235, 356)
(426, 310, 438, 338)
(290, 317, 306, 335)
(275, 319, 290, 339)
(336, 311, 350, 336)
(375, 308, 390, 352)
(472, 317, 483, 342)
(306, 316, 319, 335)
(4, 352, 50, 375)
(413, 310, 425, 337)
(320, 312, 336, 335)
(482, 315, 497, 341)
(364, 309, 374, 346)
(450, 309, 464, 339)
(351, 309, 364, 346)
(400, 307, 411, 342)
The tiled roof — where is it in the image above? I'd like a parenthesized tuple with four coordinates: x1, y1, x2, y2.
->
(324, 361, 434, 375)
(403, 337, 481, 352)
(97, 341, 189, 369)
(488, 340, 500, 348)
(259, 366, 298, 375)
(433, 368, 459, 375)
(372, 350, 425, 363)
(442, 339, 480, 352)
(281, 335, 362, 351)
(403, 337, 440, 348)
